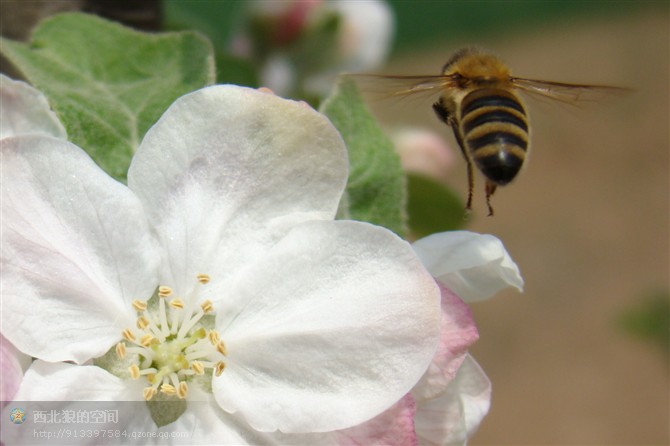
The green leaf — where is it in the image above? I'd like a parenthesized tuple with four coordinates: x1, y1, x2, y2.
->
(0, 12, 215, 180)
(407, 173, 466, 239)
(320, 77, 406, 236)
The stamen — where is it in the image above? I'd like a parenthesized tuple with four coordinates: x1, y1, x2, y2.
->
(122, 329, 136, 343)
(120, 275, 227, 403)
(158, 295, 170, 339)
(143, 387, 157, 401)
(158, 286, 173, 298)
(115, 342, 126, 359)
(208, 331, 220, 344)
(215, 362, 226, 376)
(132, 299, 148, 312)
(200, 300, 213, 314)
(169, 298, 184, 310)
(178, 382, 188, 399)
(190, 361, 204, 375)
(140, 334, 155, 347)
(136, 316, 150, 330)
(129, 364, 140, 379)
(160, 383, 176, 396)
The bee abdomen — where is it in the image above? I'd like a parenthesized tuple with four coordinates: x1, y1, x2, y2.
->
(460, 88, 529, 186)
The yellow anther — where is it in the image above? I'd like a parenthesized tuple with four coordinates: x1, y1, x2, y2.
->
(197, 274, 210, 284)
(132, 299, 148, 312)
(136, 316, 150, 330)
(115, 342, 126, 359)
(200, 300, 213, 313)
(214, 361, 226, 376)
(177, 382, 188, 399)
(122, 329, 136, 342)
(158, 286, 173, 298)
(160, 383, 176, 395)
(143, 387, 157, 401)
(216, 340, 227, 356)
(208, 330, 220, 344)
(140, 334, 155, 347)
(129, 364, 140, 380)
(191, 361, 205, 375)
(169, 298, 184, 310)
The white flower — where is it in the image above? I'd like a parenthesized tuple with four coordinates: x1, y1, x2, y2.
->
(0, 82, 442, 441)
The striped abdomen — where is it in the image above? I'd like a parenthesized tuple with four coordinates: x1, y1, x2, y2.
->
(459, 88, 528, 185)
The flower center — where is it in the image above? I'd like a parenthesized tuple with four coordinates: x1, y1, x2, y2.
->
(116, 274, 227, 401)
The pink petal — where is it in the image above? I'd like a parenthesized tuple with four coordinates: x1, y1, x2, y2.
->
(336, 394, 417, 446)
(412, 284, 479, 401)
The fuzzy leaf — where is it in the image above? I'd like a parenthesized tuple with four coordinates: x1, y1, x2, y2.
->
(0, 12, 215, 180)
(320, 77, 406, 236)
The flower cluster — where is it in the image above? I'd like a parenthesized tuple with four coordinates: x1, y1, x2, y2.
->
(0, 74, 521, 444)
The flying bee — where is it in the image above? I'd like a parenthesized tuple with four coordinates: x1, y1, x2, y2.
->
(352, 47, 627, 216)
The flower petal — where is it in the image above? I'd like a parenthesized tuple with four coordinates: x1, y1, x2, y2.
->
(127, 85, 348, 297)
(336, 393, 418, 446)
(415, 355, 491, 446)
(0, 361, 151, 445)
(412, 285, 479, 402)
(412, 231, 523, 302)
(0, 335, 29, 407)
(10, 360, 144, 401)
(0, 74, 66, 139)
(1, 136, 160, 363)
(213, 220, 441, 433)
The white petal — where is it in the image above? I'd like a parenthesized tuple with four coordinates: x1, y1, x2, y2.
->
(0, 74, 66, 139)
(0, 362, 153, 445)
(415, 355, 491, 446)
(412, 231, 523, 302)
(0, 335, 29, 405)
(128, 85, 348, 297)
(10, 360, 143, 401)
(1, 136, 160, 363)
(164, 386, 277, 445)
(213, 220, 441, 433)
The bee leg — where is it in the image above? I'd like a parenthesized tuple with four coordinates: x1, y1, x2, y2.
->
(433, 100, 474, 213)
(485, 181, 497, 216)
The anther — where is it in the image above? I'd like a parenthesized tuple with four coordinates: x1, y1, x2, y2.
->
(214, 361, 226, 376)
(129, 364, 140, 380)
(161, 383, 177, 395)
(178, 382, 188, 399)
(143, 387, 157, 401)
(191, 361, 204, 375)
(140, 334, 155, 347)
(200, 300, 213, 313)
(122, 329, 136, 342)
(169, 298, 184, 310)
(115, 342, 127, 359)
(136, 316, 150, 330)
(197, 274, 210, 284)
(132, 299, 148, 312)
(158, 286, 173, 298)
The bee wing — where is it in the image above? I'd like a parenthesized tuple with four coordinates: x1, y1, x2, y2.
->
(345, 73, 457, 101)
(511, 77, 630, 104)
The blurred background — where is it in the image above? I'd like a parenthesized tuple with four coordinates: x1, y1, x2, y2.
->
(2, 1, 668, 444)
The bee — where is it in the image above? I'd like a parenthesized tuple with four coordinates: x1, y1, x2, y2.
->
(353, 47, 626, 216)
